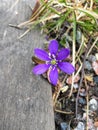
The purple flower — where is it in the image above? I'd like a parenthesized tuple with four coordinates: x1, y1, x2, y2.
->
(32, 39, 75, 86)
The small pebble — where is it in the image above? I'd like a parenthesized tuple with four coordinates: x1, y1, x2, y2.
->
(93, 76, 98, 84)
(60, 122, 68, 130)
(74, 122, 85, 130)
(92, 61, 98, 75)
(88, 55, 96, 62)
(76, 114, 82, 120)
(78, 97, 86, 105)
(87, 118, 96, 130)
(73, 84, 79, 89)
(80, 88, 87, 97)
(89, 98, 98, 111)
(84, 61, 92, 70)
(66, 75, 80, 84)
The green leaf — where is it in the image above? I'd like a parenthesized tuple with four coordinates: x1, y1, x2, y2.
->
(77, 20, 98, 32)
(49, 7, 60, 15)
(94, 8, 98, 13)
(58, 0, 66, 3)
(60, 37, 66, 47)
(95, 0, 98, 2)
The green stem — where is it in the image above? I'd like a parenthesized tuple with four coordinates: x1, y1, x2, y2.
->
(69, 11, 76, 97)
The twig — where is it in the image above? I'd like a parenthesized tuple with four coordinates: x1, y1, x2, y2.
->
(53, 81, 62, 107)
(75, 34, 85, 63)
(76, 59, 85, 118)
(94, 45, 98, 50)
(53, 76, 67, 108)
(62, 75, 67, 85)
(9, 24, 21, 29)
(7, 0, 20, 11)
(74, 62, 82, 79)
(84, 75, 89, 130)
(18, 28, 31, 39)
(87, 37, 98, 57)
(25, 8, 67, 26)
(90, 0, 93, 10)
(77, 3, 88, 20)
(75, 38, 92, 119)
(55, 109, 74, 115)
(17, 1, 47, 27)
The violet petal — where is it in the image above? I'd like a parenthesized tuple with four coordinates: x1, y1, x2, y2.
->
(34, 49, 50, 61)
(49, 39, 59, 54)
(57, 48, 70, 60)
(49, 67, 58, 85)
(58, 62, 75, 74)
(33, 64, 50, 74)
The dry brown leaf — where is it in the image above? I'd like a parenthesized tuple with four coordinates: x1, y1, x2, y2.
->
(84, 74, 93, 82)
(32, 56, 45, 64)
(66, 75, 80, 84)
(32, 0, 40, 14)
(92, 61, 98, 75)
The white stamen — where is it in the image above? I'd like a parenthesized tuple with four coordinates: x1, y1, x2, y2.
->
(49, 65, 52, 70)
(53, 66, 56, 71)
(46, 61, 49, 64)
(48, 52, 51, 59)
(49, 52, 51, 56)
(52, 54, 56, 59)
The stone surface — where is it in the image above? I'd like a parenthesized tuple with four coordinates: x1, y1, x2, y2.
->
(0, 0, 55, 130)
(60, 122, 68, 130)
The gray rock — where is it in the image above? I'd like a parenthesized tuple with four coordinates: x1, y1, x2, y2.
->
(78, 97, 86, 105)
(88, 55, 96, 62)
(60, 122, 68, 130)
(89, 99, 98, 111)
(74, 122, 85, 130)
(84, 61, 92, 70)
(93, 76, 98, 84)
(0, 1, 55, 130)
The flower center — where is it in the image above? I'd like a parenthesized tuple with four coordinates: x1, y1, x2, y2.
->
(51, 59, 57, 65)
